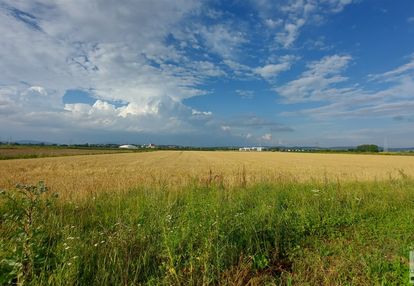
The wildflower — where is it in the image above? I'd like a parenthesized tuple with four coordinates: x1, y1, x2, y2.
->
(67, 262, 72, 266)
(310, 189, 321, 193)
(65, 246, 70, 250)
(94, 243, 98, 247)
(73, 256, 78, 259)
(100, 240, 105, 244)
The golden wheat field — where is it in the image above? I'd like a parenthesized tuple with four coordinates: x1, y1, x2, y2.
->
(1, 151, 413, 200)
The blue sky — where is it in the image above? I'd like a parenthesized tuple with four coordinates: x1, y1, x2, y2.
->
(0, 0, 413, 147)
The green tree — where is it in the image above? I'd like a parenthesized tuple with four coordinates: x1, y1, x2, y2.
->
(356, 144, 379, 152)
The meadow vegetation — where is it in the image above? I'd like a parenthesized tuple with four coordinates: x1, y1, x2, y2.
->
(0, 151, 413, 285)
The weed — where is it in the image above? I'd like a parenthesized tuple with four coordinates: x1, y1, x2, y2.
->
(0, 182, 58, 285)
(0, 179, 413, 285)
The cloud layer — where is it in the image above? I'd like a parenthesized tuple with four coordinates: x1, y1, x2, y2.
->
(0, 0, 413, 146)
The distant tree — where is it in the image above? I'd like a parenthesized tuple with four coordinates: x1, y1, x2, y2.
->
(356, 144, 379, 152)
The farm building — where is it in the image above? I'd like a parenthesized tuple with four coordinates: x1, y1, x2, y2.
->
(239, 147, 265, 152)
(141, 143, 156, 149)
(119, 144, 138, 149)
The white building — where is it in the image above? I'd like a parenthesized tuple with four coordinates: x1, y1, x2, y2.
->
(239, 147, 265, 152)
(119, 144, 138, 149)
(141, 143, 156, 149)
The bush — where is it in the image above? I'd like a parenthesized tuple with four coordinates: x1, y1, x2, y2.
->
(355, 144, 379, 152)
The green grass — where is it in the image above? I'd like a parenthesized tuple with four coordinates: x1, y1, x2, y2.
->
(1, 178, 414, 285)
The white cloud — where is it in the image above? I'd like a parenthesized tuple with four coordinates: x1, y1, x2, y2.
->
(254, 62, 291, 78)
(368, 54, 414, 82)
(261, 133, 272, 141)
(322, 0, 353, 12)
(254, 55, 296, 79)
(252, 0, 355, 48)
(236, 90, 255, 99)
(264, 18, 283, 29)
(223, 59, 254, 76)
(0, 0, 229, 139)
(198, 24, 247, 59)
(281, 54, 414, 121)
(276, 18, 306, 48)
(2, 0, 411, 147)
(192, 109, 213, 117)
(276, 54, 352, 102)
(216, 115, 293, 143)
(221, 125, 231, 131)
(26, 86, 47, 96)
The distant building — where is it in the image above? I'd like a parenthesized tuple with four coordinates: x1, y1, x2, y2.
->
(239, 146, 265, 152)
(119, 144, 138, 149)
(141, 143, 156, 149)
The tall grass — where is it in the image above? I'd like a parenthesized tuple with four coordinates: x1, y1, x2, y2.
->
(1, 177, 414, 285)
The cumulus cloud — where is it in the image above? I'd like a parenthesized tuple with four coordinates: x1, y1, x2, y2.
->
(0, 0, 228, 140)
(4, 0, 404, 147)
